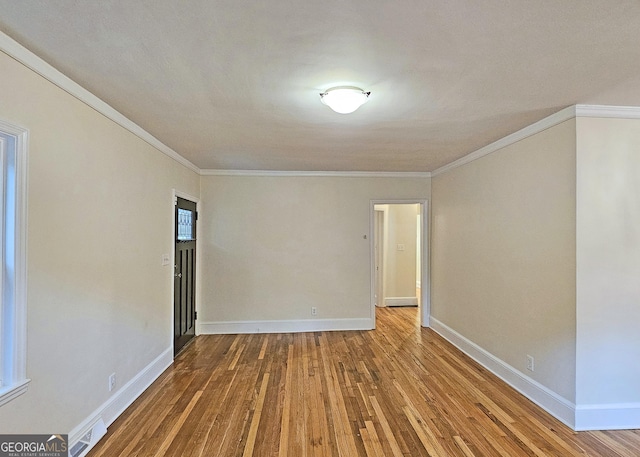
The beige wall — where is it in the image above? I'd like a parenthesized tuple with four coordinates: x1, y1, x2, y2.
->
(431, 119, 577, 401)
(576, 117, 640, 405)
(199, 176, 429, 323)
(0, 51, 200, 432)
(384, 204, 419, 299)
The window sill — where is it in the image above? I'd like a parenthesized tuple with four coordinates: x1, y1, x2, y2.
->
(0, 378, 30, 407)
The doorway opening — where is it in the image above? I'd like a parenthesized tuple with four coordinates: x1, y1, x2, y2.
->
(371, 200, 429, 328)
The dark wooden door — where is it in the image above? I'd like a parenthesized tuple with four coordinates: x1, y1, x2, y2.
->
(174, 197, 197, 355)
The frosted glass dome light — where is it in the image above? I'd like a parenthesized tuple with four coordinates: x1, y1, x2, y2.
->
(319, 86, 370, 114)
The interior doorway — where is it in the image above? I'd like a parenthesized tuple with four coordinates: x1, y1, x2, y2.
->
(371, 200, 429, 328)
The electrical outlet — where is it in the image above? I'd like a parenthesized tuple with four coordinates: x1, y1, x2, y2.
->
(526, 355, 535, 372)
(108, 373, 116, 392)
(311, 306, 317, 316)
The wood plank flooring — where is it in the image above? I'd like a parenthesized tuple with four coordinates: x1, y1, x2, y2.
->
(88, 308, 640, 456)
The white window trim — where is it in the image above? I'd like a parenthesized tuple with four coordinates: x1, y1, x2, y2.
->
(0, 119, 29, 407)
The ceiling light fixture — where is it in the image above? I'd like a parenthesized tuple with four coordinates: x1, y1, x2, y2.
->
(319, 86, 370, 114)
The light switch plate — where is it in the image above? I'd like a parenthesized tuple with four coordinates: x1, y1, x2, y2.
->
(162, 254, 170, 266)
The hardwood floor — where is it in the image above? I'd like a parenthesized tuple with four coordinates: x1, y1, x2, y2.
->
(89, 308, 640, 456)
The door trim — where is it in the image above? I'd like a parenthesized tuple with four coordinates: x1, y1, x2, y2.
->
(370, 199, 430, 328)
(374, 207, 385, 308)
(171, 189, 201, 355)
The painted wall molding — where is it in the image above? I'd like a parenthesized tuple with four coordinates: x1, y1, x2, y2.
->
(4, 27, 639, 181)
(0, 31, 199, 174)
(575, 104, 640, 119)
(384, 297, 418, 307)
(574, 403, 640, 431)
(431, 318, 640, 429)
(431, 106, 577, 177)
(200, 169, 431, 178)
(198, 318, 373, 334)
(68, 347, 173, 456)
(432, 104, 640, 177)
(0, 31, 432, 179)
(429, 317, 576, 429)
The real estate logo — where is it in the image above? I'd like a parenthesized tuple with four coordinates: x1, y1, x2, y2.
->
(0, 434, 68, 457)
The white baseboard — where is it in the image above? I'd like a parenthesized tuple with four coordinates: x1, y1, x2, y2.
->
(430, 317, 640, 430)
(385, 297, 418, 307)
(429, 317, 576, 429)
(575, 403, 640, 431)
(68, 347, 173, 454)
(198, 318, 373, 334)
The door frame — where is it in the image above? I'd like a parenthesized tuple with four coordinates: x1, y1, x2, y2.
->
(370, 199, 430, 328)
(171, 189, 201, 354)
(374, 208, 385, 308)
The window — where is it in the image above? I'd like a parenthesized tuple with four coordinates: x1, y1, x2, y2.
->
(0, 120, 29, 407)
(177, 208, 194, 241)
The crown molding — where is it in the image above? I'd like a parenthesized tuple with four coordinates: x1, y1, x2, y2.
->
(5, 31, 638, 180)
(200, 169, 431, 178)
(575, 104, 640, 119)
(431, 106, 577, 177)
(432, 104, 640, 177)
(0, 31, 200, 174)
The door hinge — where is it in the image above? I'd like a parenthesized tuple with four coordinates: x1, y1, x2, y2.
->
(194, 311, 198, 320)
(195, 211, 198, 221)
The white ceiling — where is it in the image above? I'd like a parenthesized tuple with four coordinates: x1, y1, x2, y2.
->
(1, 1, 640, 172)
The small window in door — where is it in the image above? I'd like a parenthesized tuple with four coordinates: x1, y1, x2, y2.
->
(177, 208, 195, 241)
